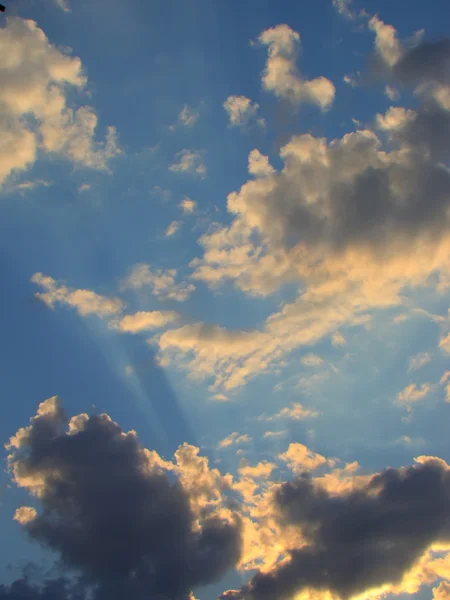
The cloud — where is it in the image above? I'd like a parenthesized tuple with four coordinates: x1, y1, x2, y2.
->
(440, 333, 450, 354)
(279, 442, 335, 472)
(6, 397, 242, 600)
(179, 197, 197, 214)
(223, 96, 261, 128)
(110, 310, 180, 334)
(217, 433, 251, 450)
(121, 263, 195, 302)
(169, 149, 207, 178)
(332, 0, 356, 20)
(248, 150, 275, 178)
(300, 353, 324, 367)
(221, 456, 450, 600)
(0, 18, 119, 187)
(385, 85, 400, 101)
(31, 273, 124, 317)
(258, 24, 335, 109)
(434, 581, 450, 600)
(330, 331, 345, 348)
(170, 105, 199, 130)
(263, 430, 287, 439)
(238, 462, 276, 479)
(397, 383, 432, 405)
(166, 220, 182, 237)
(408, 351, 432, 373)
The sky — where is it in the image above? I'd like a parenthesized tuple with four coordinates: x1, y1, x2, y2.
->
(1, 0, 450, 599)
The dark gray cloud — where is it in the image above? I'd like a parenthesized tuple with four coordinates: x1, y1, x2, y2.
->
(220, 458, 450, 600)
(393, 38, 450, 86)
(6, 398, 242, 600)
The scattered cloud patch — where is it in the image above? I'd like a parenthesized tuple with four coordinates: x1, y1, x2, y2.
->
(169, 149, 206, 178)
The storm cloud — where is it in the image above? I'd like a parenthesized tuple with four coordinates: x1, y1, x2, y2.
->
(221, 457, 450, 600)
(5, 397, 242, 600)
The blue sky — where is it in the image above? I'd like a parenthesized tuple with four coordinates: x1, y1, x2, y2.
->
(1, 1, 450, 599)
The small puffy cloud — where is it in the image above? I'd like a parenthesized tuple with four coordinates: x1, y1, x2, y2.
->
(6, 398, 242, 600)
(331, 331, 346, 347)
(369, 15, 404, 68)
(248, 149, 275, 177)
(0, 18, 119, 187)
(121, 263, 195, 302)
(385, 85, 400, 101)
(397, 383, 432, 405)
(440, 371, 450, 402)
(279, 442, 334, 472)
(223, 96, 261, 127)
(440, 333, 450, 354)
(434, 581, 450, 600)
(31, 273, 124, 317)
(169, 149, 206, 178)
(218, 433, 251, 450)
(265, 402, 320, 421)
(408, 351, 431, 373)
(343, 74, 358, 87)
(78, 183, 91, 192)
(211, 393, 230, 402)
(179, 197, 197, 214)
(258, 24, 335, 109)
(165, 220, 182, 237)
(170, 105, 199, 130)
(300, 353, 324, 367)
(238, 461, 276, 479)
(110, 310, 180, 334)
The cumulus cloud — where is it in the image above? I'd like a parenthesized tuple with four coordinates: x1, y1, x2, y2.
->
(121, 263, 195, 302)
(179, 197, 197, 214)
(169, 149, 207, 178)
(6, 397, 242, 600)
(279, 442, 334, 472)
(332, 0, 356, 20)
(223, 96, 262, 128)
(248, 150, 275, 178)
(31, 273, 124, 317)
(0, 18, 119, 187)
(221, 456, 450, 600)
(258, 24, 335, 109)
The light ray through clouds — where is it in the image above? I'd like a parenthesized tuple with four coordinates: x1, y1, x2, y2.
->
(1, 0, 450, 599)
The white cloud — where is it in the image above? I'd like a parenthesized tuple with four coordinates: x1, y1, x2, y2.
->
(169, 149, 206, 177)
(110, 311, 180, 334)
(121, 263, 195, 302)
(169, 105, 199, 130)
(369, 16, 403, 68)
(258, 24, 335, 109)
(223, 96, 260, 127)
(165, 220, 182, 237)
(300, 353, 324, 367)
(408, 351, 431, 373)
(385, 85, 400, 101)
(31, 273, 124, 317)
(331, 331, 346, 347)
(343, 74, 358, 87)
(0, 18, 119, 187)
(248, 149, 275, 177)
(279, 442, 335, 472)
(260, 402, 319, 422)
(179, 197, 197, 214)
(397, 383, 432, 405)
(217, 432, 251, 449)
